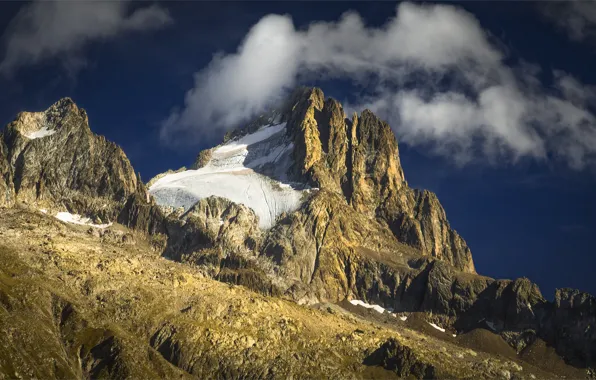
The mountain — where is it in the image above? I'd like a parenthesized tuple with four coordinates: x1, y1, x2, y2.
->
(1, 98, 141, 222)
(0, 92, 594, 378)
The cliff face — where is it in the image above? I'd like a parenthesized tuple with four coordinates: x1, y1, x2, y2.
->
(0, 138, 14, 207)
(282, 87, 475, 273)
(1, 98, 140, 221)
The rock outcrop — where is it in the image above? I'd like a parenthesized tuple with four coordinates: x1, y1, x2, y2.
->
(1, 98, 140, 221)
(363, 338, 441, 379)
(542, 288, 596, 367)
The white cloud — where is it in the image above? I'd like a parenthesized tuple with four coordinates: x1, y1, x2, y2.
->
(162, 15, 301, 143)
(0, 0, 172, 75)
(163, 2, 596, 169)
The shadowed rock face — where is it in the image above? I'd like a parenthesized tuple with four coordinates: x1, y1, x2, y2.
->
(363, 338, 441, 379)
(543, 288, 596, 367)
(1, 98, 140, 221)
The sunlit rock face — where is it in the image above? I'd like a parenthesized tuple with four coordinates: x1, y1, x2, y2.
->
(280, 87, 475, 273)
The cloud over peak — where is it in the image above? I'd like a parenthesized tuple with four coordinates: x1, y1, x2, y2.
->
(163, 2, 596, 170)
(0, 0, 172, 75)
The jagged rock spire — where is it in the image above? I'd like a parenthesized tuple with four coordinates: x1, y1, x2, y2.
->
(281, 87, 475, 273)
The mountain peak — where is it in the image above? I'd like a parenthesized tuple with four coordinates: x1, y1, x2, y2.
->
(263, 87, 474, 271)
(49, 96, 76, 110)
(0, 98, 138, 220)
(7, 97, 89, 142)
(154, 87, 476, 273)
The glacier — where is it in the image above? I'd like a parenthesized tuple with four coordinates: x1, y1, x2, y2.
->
(149, 122, 309, 229)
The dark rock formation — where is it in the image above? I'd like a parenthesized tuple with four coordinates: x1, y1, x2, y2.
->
(263, 189, 415, 303)
(190, 148, 212, 170)
(118, 193, 167, 236)
(364, 338, 440, 379)
(163, 196, 262, 263)
(542, 288, 596, 367)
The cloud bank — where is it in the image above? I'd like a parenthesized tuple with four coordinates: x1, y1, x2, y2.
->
(0, 0, 172, 75)
(163, 2, 596, 169)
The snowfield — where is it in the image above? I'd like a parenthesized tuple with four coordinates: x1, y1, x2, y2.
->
(55, 212, 112, 228)
(149, 123, 308, 229)
(25, 126, 56, 139)
(349, 299, 387, 314)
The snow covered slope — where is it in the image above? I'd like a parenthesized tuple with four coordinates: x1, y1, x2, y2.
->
(149, 123, 309, 229)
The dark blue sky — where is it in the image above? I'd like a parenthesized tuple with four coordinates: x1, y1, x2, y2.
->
(1, 1, 595, 298)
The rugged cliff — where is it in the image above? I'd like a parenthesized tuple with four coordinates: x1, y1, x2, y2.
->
(281, 87, 475, 273)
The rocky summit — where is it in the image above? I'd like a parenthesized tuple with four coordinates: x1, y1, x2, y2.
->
(0, 91, 594, 379)
(1, 98, 140, 222)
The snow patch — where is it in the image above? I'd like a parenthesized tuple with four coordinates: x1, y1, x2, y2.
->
(216, 123, 286, 153)
(149, 123, 308, 229)
(452, 334, 457, 338)
(349, 299, 386, 314)
(55, 212, 112, 228)
(39, 209, 47, 214)
(429, 322, 446, 333)
(399, 315, 408, 321)
(24, 126, 56, 139)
